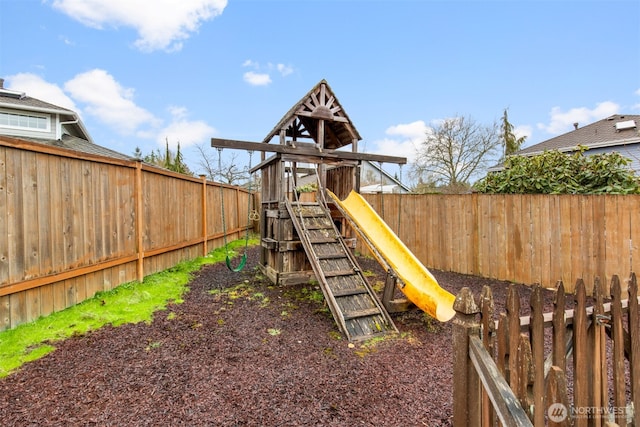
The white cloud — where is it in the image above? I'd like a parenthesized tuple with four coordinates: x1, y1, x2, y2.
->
(276, 63, 293, 76)
(168, 105, 188, 120)
(385, 120, 428, 141)
(157, 106, 215, 149)
(243, 71, 272, 86)
(241, 60, 294, 85)
(242, 59, 258, 68)
(64, 69, 159, 135)
(5, 73, 78, 112)
(537, 101, 619, 135)
(635, 88, 640, 96)
(514, 125, 532, 141)
(58, 35, 75, 46)
(51, 0, 227, 52)
(368, 120, 427, 163)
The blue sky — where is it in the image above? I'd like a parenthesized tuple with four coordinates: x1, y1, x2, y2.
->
(1, 0, 639, 182)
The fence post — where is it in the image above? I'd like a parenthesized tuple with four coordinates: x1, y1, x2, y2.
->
(453, 286, 481, 427)
(200, 175, 207, 256)
(134, 159, 144, 283)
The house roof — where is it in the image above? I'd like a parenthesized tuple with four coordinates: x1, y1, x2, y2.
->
(517, 114, 640, 156)
(16, 134, 134, 161)
(0, 79, 95, 144)
(0, 90, 76, 115)
(262, 79, 362, 150)
(363, 160, 411, 192)
(0, 78, 133, 160)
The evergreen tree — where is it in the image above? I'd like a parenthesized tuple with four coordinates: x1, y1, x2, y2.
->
(141, 139, 193, 176)
(500, 108, 526, 158)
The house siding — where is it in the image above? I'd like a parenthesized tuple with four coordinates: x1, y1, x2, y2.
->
(585, 144, 640, 174)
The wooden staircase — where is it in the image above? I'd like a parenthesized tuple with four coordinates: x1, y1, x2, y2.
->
(286, 199, 398, 342)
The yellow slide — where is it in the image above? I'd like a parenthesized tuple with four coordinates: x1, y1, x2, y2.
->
(328, 190, 456, 322)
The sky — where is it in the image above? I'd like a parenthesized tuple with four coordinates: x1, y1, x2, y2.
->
(1, 0, 639, 183)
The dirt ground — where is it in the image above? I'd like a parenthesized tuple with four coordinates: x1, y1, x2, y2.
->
(0, 247, 551, 426)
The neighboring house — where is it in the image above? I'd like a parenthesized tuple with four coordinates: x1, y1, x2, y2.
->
(359, 160, 411, 194)
(292, 160, 411, 194)
(491, 114, 640, 172)
(0, 78, 131, 160)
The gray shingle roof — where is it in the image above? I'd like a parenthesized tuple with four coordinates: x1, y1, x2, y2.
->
(0, 91, 76, 115)
(518, 114, 640, 155)
(0, 83, 132, 161)
(15, 134, 134, 161)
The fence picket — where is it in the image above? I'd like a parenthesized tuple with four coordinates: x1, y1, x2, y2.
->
(611, 276, 627, 426)
(480, 285, 495, 427)
(517, 333, 534, 420)
(530, 286, 545, 426)
(591, 277, 606, 427)
(497, 312, 509, 382)
(552, 281, 567, 373)
(545, 366, 571, 427)
(573, 279, 589, 427)
(508, 285, 522, 394)
(452, 287, 481, 427)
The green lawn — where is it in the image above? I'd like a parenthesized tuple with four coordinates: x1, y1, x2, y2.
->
(0, 237, 258, 378)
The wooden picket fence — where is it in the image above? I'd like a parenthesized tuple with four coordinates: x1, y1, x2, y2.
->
(362, 193, 640, 293)
(453, 274, 640, 427)
(0, 136, 255, 330)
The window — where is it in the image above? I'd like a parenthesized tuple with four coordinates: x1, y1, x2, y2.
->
(0, 111, 49, 131)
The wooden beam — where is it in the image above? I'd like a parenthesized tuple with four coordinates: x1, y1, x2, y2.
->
(211, 138, 407, 164)
(469, 336, 534, 427)
(297, 110, 349, 123)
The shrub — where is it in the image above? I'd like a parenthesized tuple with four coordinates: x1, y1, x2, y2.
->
(474, 148, 640, 194)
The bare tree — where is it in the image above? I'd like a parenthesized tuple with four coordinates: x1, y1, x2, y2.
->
(194, 143, 217, 180)
(413, 115, 500, 189)
(194, 143, 249, 184)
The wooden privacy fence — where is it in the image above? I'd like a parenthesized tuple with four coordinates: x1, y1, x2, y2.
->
(453, 275, 640, 427)
(0, 136, 255, 330)
(362, 193, 640, 292)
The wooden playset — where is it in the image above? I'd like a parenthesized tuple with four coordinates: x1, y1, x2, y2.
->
(211, 80, 455, 341)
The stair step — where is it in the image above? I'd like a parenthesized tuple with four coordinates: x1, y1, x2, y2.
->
(332, 288, 369, 297)
(316, 253, 348, 260)
(302, 224, 333, 230)
(324, 269, 357, 278)
(309, 237, 339, 244)
(343, 308, 382, 320)
(285, 198, 397, 342)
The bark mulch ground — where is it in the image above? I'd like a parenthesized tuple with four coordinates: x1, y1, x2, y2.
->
(0, 247, 554, 426)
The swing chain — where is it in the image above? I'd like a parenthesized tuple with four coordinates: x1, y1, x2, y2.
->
(217, 148, 228, 249)
(217, 148, 254, 272)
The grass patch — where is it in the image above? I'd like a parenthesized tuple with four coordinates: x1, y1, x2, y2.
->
(284, 284, 325, 304)
(351, 332, 417, 358)
(0, 236, 258, 379)
(371, 280, 385, 293)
